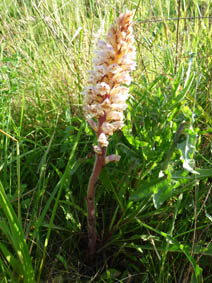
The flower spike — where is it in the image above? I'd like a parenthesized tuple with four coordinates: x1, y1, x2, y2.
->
(83, 10, 136, 152)
(83, 11, 136, 259)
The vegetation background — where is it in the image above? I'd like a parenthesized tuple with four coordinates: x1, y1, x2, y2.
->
(0, 0, 212, 282)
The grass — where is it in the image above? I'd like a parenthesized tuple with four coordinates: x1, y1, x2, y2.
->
(0, 0, 212, 282)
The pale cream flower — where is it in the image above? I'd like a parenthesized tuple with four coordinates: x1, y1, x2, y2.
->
(111, 103, 128, 111)
(111, 93, 129, 103)
(105, 154, 121, 164)
(110, 86, 129, 95)
(93, 145, 102, 154)
(87, 118, 98, 132)
(101, 98, 111, 109)
(95, 82, 110, 95)
(101, 122, 115, 136)
(111, 121, 124, 130)
(98, 133, 109, 147)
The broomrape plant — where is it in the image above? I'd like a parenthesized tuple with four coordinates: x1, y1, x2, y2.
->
(83, 10, 136, 258)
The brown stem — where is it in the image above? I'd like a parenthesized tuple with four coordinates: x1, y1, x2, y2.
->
(86, 147, 106, 259)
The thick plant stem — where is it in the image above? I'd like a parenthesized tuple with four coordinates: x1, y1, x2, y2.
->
(87, 147, 106, 258)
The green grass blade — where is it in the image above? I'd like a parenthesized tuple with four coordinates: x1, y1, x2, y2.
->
(135, 217, 203, 282)
(37, 121, 85, 282)
(0, 181, 35, 282)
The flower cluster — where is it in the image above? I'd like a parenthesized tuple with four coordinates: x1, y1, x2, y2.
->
(83, 10, 136, 154)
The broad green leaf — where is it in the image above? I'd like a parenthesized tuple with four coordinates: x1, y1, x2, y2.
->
(122, 125, 148, 150)
(196, 168, 212, 179)
(172, 168, 212, 181)
(129, 176, 167, 201)
(130, 174, 178, 209)
(153, 176, 175, 209)
(177, 129, 199, 174)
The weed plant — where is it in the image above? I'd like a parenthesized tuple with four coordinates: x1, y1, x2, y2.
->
(0, 0, 212, 282)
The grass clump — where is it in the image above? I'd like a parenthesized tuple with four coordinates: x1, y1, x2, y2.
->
(0, 0, 212, 282)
